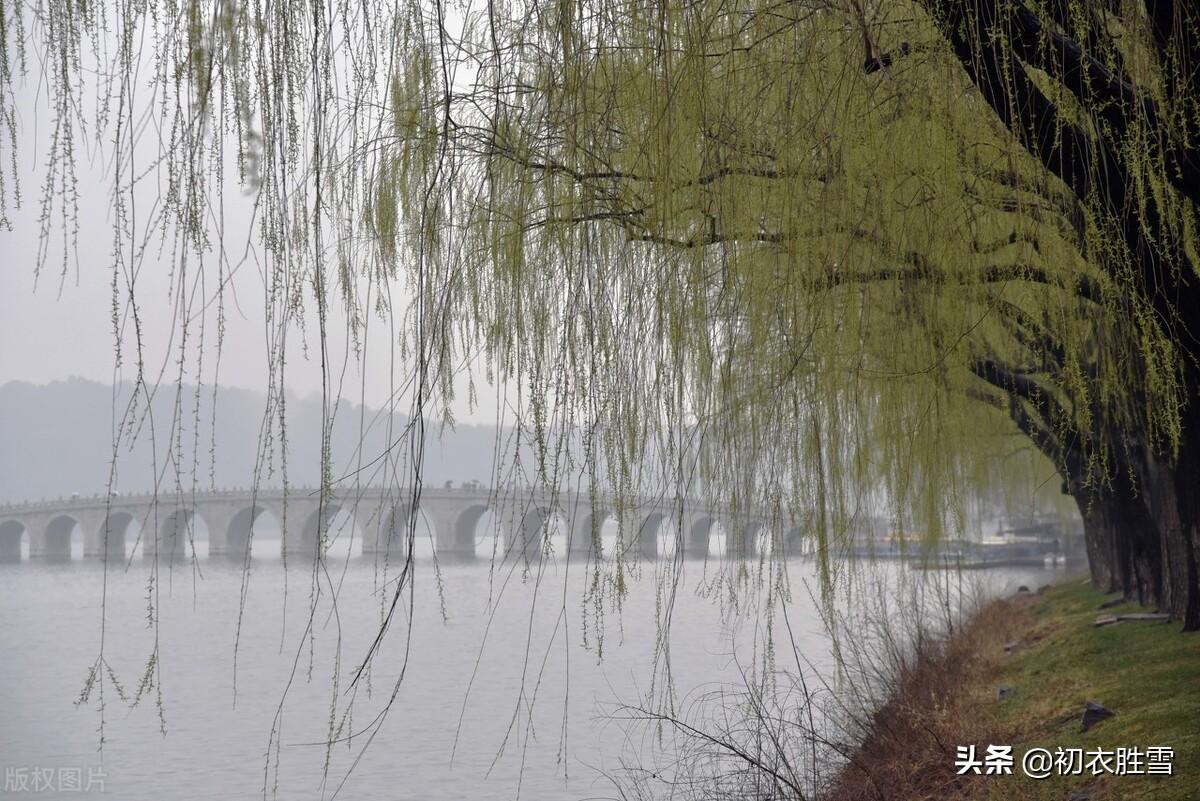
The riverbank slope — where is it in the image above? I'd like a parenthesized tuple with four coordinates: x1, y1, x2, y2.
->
(826, 581, 1199, 801)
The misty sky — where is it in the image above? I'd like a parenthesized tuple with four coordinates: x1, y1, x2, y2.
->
(1, 67, 502, 424)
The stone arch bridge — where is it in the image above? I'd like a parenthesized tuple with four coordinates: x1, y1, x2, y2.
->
(0, 486, 807, 562)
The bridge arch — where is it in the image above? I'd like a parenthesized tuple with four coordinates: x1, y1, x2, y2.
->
(567, 508, 613, 558)
(370, 503, 411, 559)
(686, 515, 722, 559)
(296, 504, 337, 556)
(724, 519, 763, 559)
(635, 512, 672, 559)
(432, 503, 508, 559)
(597, 511, 638, 558)
(39, 514, 82, 560)
(145, 508, 202, 561)
(219, 505, 274, 558)
(0, 520, 26, 562)
(295, 504, 361, 557)
(453, 504, 492, 554)
(93, 511, 136, 560)
(326, 506, 362, 558)
(508, 504, 566, 563)
(406, 509, 441, 559)
(781, 525, 807, 557)
(364, 501, 444, 559)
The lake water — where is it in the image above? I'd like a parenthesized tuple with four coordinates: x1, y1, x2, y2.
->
(0, 550, 1059, 799)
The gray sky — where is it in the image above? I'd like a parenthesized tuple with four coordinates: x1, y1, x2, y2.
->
(1, 67, 502, 424)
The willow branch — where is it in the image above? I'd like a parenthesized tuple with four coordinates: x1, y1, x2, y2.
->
(1002, 1, 1200, 206)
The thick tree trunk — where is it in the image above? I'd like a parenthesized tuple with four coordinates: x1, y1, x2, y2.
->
(1132, 439, 1200, 630)
(1166, 433, 1200, 631)
(922, 0, 1200, 629)
(1114, 469, 1164, 606)
(1075, 493, 1116, 591)
(1071, 469, 1163, 605)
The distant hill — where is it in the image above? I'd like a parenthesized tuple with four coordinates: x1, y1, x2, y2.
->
(0, 378, 507, 504)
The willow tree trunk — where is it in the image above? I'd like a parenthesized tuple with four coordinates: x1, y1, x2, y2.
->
(1133, 436, 1200, 631)
(1165, 436, 1200, 631)
(1075, 492, 1116, 592)
(1071, 468, 1164, 606)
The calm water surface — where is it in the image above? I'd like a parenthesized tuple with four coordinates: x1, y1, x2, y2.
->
(0, 550, 1059, 800)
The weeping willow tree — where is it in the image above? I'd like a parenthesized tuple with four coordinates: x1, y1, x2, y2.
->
(1, 0, 1196, 675)
(369, 0, 1198, 624)
(5, 0, 1198, 792)
(917, 0, 1200, 626)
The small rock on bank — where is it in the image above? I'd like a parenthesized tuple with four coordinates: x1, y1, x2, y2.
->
(1081, 700, 1114, 731)
(1067, 783, 1105, 801)
(1094, 612, 1169, 626)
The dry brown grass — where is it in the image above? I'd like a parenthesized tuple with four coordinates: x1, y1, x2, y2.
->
(610, 581, 1197, 801)
(822, 594, 1035, 801)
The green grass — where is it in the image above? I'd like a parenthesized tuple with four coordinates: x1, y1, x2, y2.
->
(978, 582, 1200, 801)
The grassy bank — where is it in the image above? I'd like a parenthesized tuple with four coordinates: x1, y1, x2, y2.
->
(827, 580, 1199, 801)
